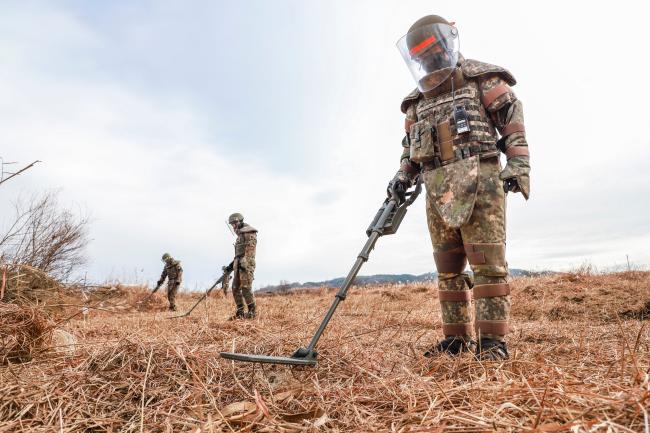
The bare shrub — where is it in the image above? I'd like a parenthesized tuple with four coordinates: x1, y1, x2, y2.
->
(0, 191, 89, 281)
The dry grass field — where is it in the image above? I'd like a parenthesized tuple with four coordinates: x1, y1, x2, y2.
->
(1, 271, 649, 432)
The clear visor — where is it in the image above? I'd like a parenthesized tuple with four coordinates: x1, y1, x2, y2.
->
(396, 23, 460, 93)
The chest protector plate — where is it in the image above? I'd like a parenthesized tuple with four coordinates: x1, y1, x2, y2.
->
(165, 261, 182, 280)
(409, 79, 498, 164)
(234, 225, 257, 257)
(409, 78, 500, 228)
(234, 234, 247, 256)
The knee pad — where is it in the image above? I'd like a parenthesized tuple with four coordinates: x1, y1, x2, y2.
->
(433, 246, 467, 274)
(464, 243, 508, 281)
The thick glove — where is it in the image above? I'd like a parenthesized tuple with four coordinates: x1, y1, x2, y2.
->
(499, 155, 530, 200)
(223, 263, 233, 273)
(221, 272, 231, 295)
(387, 172, 411, 204)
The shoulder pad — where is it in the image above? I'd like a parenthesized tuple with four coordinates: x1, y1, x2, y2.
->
(400, 88, 421, 114)
(461, 59, 516, 86)
(239, 224, 258, 234)
(171, 259, 181, 267)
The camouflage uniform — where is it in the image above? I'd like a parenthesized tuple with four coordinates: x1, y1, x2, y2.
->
(397, 56, 530, 344)
(157, 257, 183, 311)
(231, 223, 258, 315)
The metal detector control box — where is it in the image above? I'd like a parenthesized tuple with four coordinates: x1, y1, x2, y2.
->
(366, 199, 408, 237)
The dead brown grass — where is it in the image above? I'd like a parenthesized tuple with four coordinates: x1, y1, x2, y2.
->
(0, 264, 72, 309)
(0, 271, 649, 432)
(0, 302, 52, 364)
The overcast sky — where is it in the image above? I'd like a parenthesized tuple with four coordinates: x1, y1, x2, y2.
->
(1, 1, 649, 290)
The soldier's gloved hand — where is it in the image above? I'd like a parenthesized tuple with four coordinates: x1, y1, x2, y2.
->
(387, 174, 410, 204)
(500, 154, 530, 200)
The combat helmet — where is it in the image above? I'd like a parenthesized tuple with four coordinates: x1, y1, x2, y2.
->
(396, 15, 460, 92)
(228, 212, 244, 225)
(405, 15, 452, 57)
(162, 253, 171, 261)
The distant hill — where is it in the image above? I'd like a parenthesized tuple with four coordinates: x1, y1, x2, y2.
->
(258, 268, 542, 293)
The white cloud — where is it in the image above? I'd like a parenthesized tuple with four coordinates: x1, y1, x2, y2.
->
(1, 1, 649, 292)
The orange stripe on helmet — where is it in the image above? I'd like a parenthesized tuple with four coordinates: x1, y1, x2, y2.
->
(409, 35, 438, 56)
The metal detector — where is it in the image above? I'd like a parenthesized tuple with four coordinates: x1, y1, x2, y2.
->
(169, 271, 228, 319)
(220, 177, 422, 366)
(137, 285, 161, 306)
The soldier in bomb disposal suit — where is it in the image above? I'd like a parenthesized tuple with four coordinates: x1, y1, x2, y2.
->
(388, 15, 530, 360)
(223, 213, 258, 319)
(155, 253, 183, 311)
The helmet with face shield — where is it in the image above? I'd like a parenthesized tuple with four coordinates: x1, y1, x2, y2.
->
(397, 15, 460, 93)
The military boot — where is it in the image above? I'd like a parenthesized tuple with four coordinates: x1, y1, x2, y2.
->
(475, 338, 509, 361)
(245, 303, 257, 319)
(228, 307, 246, 321)
(424, 336, 476, 357)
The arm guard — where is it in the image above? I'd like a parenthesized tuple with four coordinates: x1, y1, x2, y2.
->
(479, 75, 529, 159)
(157, 267, 167, 287)
(395, 104, 420, 183)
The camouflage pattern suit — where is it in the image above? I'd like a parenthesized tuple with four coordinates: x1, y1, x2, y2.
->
(231, 223, 258, 316)
(394, 23, 530, 350)
(157, 256, 183, 311)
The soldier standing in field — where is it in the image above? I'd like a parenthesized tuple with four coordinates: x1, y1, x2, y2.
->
(223, 213, 258, 319)
(155, 253, 183, 311)
(388, 15, 530, 360)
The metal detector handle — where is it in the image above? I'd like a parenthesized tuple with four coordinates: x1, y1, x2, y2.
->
(404, 175, 422, 206)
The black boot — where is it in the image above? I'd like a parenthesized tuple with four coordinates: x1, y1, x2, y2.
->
(246, 303, 257, 319)
(228, 307, 246, 320)
(476, 338, 509, 361)
(424, 336, 476, 357)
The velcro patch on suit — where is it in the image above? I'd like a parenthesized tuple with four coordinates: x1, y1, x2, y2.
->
(464, 243, 506, 266)
(505, 146, 529, 159)
(481, 84, 511, 109)
(475, 320, 509, 336)
(433, 247, 467, 274)
(473, 283, 510, 299)
(442, 323, 473, 336)
(405, 118, 416, 133)
(438, 121, 454, 162)
(501, 122, 525, 137)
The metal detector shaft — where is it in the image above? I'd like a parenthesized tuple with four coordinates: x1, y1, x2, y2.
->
(304, 202, 395, 353)
(170, 274, 225, 318)
(138, 285, 161, 305)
